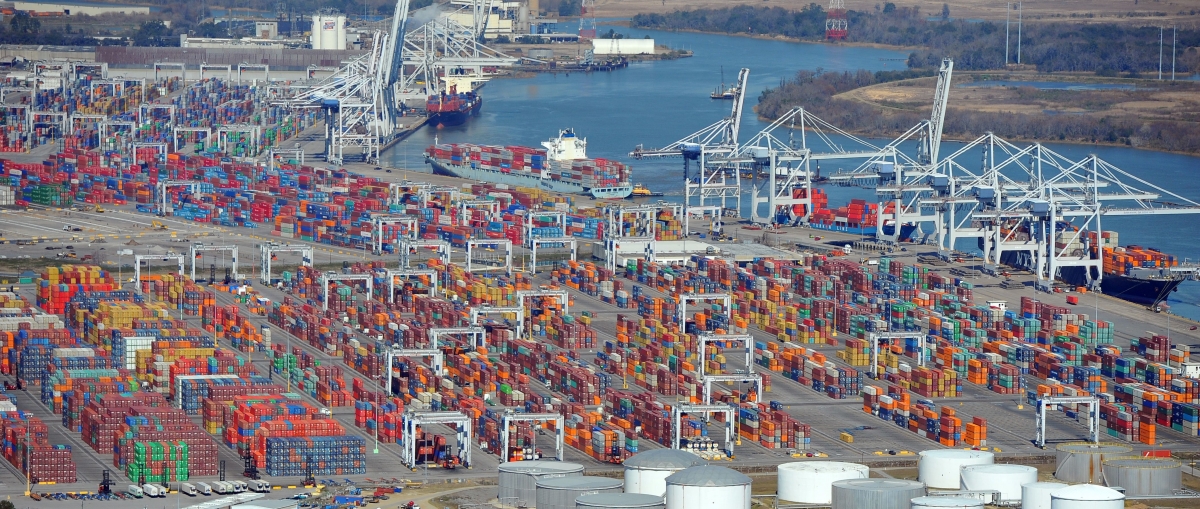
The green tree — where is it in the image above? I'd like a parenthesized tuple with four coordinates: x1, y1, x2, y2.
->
(882, 2, 896, 13)
(558, 0, 581, 17)
(9, 12, 41, 34)
(194, 21, 227, 38)
(0, 499, 16, 509)
(133, 20, 170, 46)
(942, 3, 950, 20)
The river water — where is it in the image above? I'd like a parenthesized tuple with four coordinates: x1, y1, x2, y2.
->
(383, 24, 1200, 323)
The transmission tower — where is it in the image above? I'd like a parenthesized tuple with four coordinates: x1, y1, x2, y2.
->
(826, 0, 848, 40)
(578, 0, 596, 39)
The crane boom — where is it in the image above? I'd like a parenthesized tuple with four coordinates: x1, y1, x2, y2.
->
(726, 67, 750, 147)
(926, 58, 953, 166)
(630, 68, 750, 159)
(383, 0, 410, 90)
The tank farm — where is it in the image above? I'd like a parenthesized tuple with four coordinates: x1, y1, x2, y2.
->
(0, 72, 1198, 507)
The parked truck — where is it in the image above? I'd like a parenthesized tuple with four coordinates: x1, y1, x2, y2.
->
(195, 482, 212, 495)
(248, 479, 271, 493)
(142, 483, 164, 498)
(126, 485, 143, 499)
(231, 480, 247, 493)
(180, 483, 198, 496)
(213, 481, 234, 494)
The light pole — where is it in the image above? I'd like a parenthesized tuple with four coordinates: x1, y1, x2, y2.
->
(1016, 2, 1022, 64)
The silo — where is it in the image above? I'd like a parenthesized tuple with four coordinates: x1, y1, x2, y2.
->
(831, 479, 925, 509)
(335, 15, 347, 51)
(536, 476, 623, 509)
(909, 496, 984, 509)
(624, 449, 706, 496)
(1049, 484, 1124, 509)
(310, 15, 325, 49)
(664, 466, 752, 509)
(498, 460, 585, 508)
(777, 461, 869, 505)
(1021, 482, 1067, 509)
(959, 464, 1037, 503)
(576, 492, 665, 509)
(1100, 456, 1182, 496)
(917, 450, 994, 489)
(310, 15, 347, 50)
(1054, 443, 1132, 483)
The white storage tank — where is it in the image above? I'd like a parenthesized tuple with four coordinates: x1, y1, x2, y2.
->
(909, 496, 984, 509)
(1021, 482, 1067, 509)
(831, 479, 925, 509)
(959, 464, 1036, 503)
(1054, 443, 1131, 483)
(917, 450, 994, 489)
(777, 461, 869, 505)
(311, 15, 347, 50)
(624, 449, 706, 496)
(536, 476, 623, 509)
(1049, 484, 1124, 509)
(498, 460, 585, 508)
(664, 466, 751, 509)
(576, 493, 665, 509)
(1100, 456, 1182, 496)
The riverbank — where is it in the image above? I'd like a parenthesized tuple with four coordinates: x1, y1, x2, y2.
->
(593, 0, 1200, 24)
(613, 21, 923, 52)
(495, 40, 692, 62)
(758, 70, 1200, 156)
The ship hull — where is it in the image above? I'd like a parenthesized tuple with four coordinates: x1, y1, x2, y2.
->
(1058, 266, 1184, 307)
(428, 159, 631, 199)
(428, 97, 482, 127)
(797, 221, 916, 238)
(997, 251, 1184, 307)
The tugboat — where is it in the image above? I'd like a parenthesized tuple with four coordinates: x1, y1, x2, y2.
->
(628, 184, 664, 198)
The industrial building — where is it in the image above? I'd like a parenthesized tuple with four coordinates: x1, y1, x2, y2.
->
(5, 0, 150, 15)
(592, 38, 655, 55)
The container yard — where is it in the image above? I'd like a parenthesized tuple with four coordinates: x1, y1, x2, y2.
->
(0, 50, 1197, 509)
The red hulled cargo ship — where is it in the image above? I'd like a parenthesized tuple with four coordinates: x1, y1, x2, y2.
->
(426, 85, 481, 128)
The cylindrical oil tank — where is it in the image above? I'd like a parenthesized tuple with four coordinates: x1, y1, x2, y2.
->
(498, 460, 585, 508)
(1054, 443, 1132, 483)
(917, 450, 994, 489)
(831, 479, 925, 509)
(577, 493, 666, 509)
(664, 466, 752, 509)
(777, 461, 869, 504)
(1021, 482, 1067, 509)
(1100, 456, 1182, 496)
(1049, 484, 1124, 509)
(959, 464, 1037, 503)
(624, 449, 706, 496)
(909, 496, 984, 509)
(536, 476, 623, 509)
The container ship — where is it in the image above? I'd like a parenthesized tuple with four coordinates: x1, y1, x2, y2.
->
(425, 129, 633, 199)
(780, 188, 917, 238)
(426, 85, 481, 127)
(991, 226, 1194, 307)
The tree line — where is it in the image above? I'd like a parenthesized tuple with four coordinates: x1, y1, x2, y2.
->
(756, 69, 1200, 154)
(632, 5, 1200, 74)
